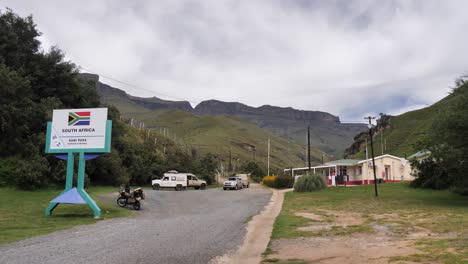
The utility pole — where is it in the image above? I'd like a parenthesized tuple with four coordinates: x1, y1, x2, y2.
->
(307, 126, 311, 172)
(229, 149, 232, 172)
(365, 116, 378, 197)
(267, 138, 270, 176)
(381, 131, 384, 155)
(287, 127, 291, 169)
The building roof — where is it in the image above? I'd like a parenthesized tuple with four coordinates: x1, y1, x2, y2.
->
(408, 150, 431, 160)
(324, 159, 361, 166)
(358, 154, 408, 164)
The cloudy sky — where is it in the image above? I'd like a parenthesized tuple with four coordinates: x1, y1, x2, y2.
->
(3, 0, 468, 120)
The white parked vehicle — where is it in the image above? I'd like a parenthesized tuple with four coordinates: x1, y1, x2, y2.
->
(152, 170, 207, 191)
(223, 176, 243, 190)
(236, 174, 250, 188)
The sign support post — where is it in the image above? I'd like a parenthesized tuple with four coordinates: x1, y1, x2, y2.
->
(45, 108, 111, 219)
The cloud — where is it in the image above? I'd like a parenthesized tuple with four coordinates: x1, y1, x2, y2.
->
(2, 0, 468, 119)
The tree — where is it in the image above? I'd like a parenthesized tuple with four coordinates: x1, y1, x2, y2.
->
(0, 8, 254, 189)
(429, 83, 468, 194)
(241, 161, 266, 182)
(411, 79, 468, 195)
(193, 153, 218, 185)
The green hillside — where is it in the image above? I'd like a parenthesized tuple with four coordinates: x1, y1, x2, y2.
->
(346, 83, 468, 159)
(129, 109, 323, 170)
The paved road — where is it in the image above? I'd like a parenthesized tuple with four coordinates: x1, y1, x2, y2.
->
(0, 186, 271, 264)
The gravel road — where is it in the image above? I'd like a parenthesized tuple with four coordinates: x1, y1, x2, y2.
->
(0, 186, 271, 264)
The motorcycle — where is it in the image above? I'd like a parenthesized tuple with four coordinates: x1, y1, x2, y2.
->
(117, 186, 145, 210)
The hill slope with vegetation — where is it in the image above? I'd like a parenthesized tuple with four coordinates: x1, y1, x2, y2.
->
(129, 109, 324, 171)
(345, 82, 468, 159)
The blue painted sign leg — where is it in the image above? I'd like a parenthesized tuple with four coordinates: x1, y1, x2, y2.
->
(77, 152, 101, 218)
(45, 152, 74, 216)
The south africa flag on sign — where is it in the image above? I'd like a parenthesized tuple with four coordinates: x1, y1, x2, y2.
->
(68, 112, 91, 126)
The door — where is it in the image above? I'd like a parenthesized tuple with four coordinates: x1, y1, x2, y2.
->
(385, 166, 391, 180)
(188, 175, 198, 186)
(187, 175, 192, 186)
(161, 176, 170, 187)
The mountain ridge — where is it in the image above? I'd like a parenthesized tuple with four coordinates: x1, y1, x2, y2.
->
(83, 73, 367, 157)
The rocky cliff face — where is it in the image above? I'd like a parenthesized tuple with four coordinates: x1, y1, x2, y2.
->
(195, 100, 339, 122)
(194, 100, 366, 156)
(97, 81, 192, 111)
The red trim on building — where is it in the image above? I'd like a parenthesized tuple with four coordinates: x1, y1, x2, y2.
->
(328, 179, 410, 186)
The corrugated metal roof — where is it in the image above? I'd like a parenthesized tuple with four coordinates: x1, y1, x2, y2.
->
(324, 159, 361, 166)
(408, 150, 431, 159)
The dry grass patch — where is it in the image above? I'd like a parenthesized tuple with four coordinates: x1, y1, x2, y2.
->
(268, 183, 468, 263)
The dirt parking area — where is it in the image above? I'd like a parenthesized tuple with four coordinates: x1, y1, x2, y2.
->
(264, 184, 468, 264)
(267, 210, 436, 263)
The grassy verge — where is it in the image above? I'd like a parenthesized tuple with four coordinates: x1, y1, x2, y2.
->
(271, 183, 468, 262)
(0, 186, 133, 244)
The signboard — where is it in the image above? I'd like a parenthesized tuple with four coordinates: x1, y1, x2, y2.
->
(45, 108, 111, 153)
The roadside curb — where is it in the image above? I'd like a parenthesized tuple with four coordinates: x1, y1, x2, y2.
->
(213, 187, 291, 264)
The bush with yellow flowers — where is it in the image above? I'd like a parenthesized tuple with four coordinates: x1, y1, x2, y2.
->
(262, 175, 277, 188)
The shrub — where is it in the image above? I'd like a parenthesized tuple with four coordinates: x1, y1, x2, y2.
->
(15, 155, 50, 190)
(0, 158, 20, 186)
(294, 173, 327, 192)
(410, 159, 450, 190)
(262, 175, 276, 188)
(274, 175, 294, 189)
(262, 175, 294, 189)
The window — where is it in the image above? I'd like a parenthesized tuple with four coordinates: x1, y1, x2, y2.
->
(171, 176, 176, 181)
(163, 177, 169, 181)
(187, 176, 192, 180)
(338, 167, 347, 175)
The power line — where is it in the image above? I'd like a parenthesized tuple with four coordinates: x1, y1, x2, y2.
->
(79, 66, 199, 104)
(80, 66, 372, 126)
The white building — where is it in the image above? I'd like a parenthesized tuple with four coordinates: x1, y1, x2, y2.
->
(284, 154, 413, 186)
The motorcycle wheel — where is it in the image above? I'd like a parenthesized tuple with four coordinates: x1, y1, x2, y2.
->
(117, 197, 127, 207)
(133, 200, 141, 210)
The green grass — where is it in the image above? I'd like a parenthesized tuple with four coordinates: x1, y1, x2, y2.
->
(0, 186, 133, 244)
(262, 259, 308, 264)
(390, 238, 468, 263)
(271, 183, 468, 263)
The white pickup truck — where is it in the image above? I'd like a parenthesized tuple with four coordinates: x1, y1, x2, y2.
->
(152, 170, 207, 191)
(223, 176, 243, 190)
